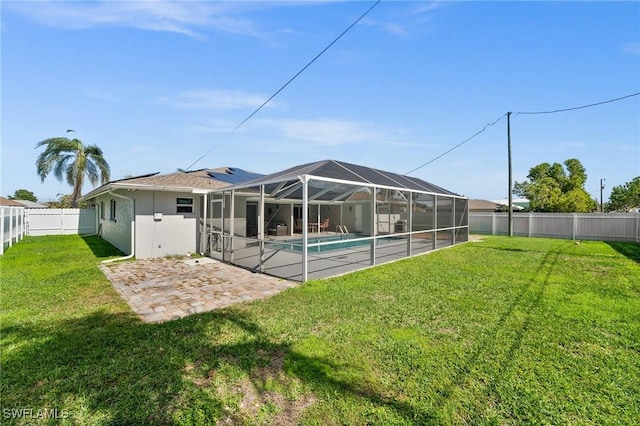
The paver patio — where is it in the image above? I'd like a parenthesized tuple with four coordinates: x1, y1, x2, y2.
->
(100, 256, 298, 323)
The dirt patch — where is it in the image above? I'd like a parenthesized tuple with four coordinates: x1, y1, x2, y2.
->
(214, 350, 316, 425)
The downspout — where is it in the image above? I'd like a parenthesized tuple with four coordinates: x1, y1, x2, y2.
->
(80, 201, 101, 236)
(102, 190, 136, 264)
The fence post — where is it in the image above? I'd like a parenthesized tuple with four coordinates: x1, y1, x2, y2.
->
(1, 207, 4, 255)
(492, 213, 496, 235)
(572, 214, 577, 241)
(18, 209, 23, 241)
(636, 213, 640, 243)
(9, 207, 14, 248)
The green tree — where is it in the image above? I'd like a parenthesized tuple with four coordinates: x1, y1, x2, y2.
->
(8, 189, 37, 202)
(47, 194, 88, 209)
(35, 130, 110, 208)
(514, 158, 596, 212)
(607, 177, 640, 212)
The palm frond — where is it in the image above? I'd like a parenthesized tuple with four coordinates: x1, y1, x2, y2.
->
(52, 154, 73, 182)
(84, 160, 99, 187)
(85, 144, 111, 183)
(35, 136, 111, 198)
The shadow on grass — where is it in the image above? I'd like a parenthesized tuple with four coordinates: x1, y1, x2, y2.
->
(605, 241, 640, 264)
(426, 241, 572, 420)
(2, 307, 433, 424)
(81, 235, 124, 259)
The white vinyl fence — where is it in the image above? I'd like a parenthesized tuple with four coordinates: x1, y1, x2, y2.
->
(470, 212, 640, 242)
(26, 208, 97, 236)
(1, 206, 26, 255)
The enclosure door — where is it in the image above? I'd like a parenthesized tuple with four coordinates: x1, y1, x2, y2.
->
(209, 198, 226, 260)
(354, 204, 363, 233)
(246, 202, 257, 237)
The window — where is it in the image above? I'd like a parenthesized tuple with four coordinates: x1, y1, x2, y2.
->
(110, 199, 117, 221)
(100, 201, 105, 219)
(177, 197, 193, 214)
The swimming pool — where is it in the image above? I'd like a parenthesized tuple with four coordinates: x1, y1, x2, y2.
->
(270, 234, 401, 253)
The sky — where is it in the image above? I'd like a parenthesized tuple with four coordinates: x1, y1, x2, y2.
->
(1, 0, 639, 203)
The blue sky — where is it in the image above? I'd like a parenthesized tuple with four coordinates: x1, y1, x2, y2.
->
(2, 1, 639, 203)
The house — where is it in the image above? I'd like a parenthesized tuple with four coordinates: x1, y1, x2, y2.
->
(11, 200, 49, 208)
(468, 199, 502, 213)
(83, 160, 468, 281)
(82, 167, 262, 259)
(491, 198, 529, 211)
(0, 197, 24, 207)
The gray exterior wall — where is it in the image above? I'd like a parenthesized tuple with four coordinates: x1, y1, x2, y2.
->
(95, 192, 133, 255)
(134, 191, 201, 258)
(93, 190, 204, 259)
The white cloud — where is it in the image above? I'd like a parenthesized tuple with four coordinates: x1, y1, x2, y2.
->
(253, 117, 379, 147)
(158, 89, 278, 110)
(237, 117, 421, 153)
(410, 1, 443, 16)
(360, 1, 443, 37)
(622, 42, 640, 56)
(361, 17, 408, 37)
(4, 1, 265, 38)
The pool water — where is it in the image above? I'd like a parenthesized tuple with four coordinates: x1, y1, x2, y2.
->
(270, 234, 399, 253)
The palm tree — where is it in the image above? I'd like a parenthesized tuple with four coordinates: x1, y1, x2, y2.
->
(35, 130, 110, 207)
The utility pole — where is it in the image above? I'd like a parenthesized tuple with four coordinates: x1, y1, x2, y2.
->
(507, 112, 513, 237)
(600, 178, 606, 212)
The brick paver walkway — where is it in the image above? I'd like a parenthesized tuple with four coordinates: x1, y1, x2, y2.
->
(100, 257, 298, 323)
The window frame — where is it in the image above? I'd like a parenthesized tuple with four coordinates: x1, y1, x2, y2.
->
(109, 199, 117, 221)
(176, 197, 194, 214)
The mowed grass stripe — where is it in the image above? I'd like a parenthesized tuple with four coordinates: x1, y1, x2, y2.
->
(1, 235, 638, 424)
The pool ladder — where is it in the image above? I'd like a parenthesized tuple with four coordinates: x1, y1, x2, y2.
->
(336, 225, 349, 236)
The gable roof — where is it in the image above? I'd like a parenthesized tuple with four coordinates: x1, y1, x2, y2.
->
(216, 159, 459, 196)
(11, 200, 49, 208)
(0, 196, 24, 206)
(468, 199, 501, 211)
(83, 167, 263, 199)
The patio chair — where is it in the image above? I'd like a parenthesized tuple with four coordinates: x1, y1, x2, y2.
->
(294, 218, 303, 233)
(319, 218, 330, 233)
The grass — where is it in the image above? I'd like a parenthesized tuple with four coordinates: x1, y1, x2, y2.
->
(1, 235, 639, 425)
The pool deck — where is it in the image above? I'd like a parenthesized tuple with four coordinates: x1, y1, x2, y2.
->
(218, 235, 456, 281)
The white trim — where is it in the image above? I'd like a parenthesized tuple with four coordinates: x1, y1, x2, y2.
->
(211, 173, 466, 200)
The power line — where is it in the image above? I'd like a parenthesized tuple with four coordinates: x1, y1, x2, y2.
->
(405, 91, 640, 175)
(514, 92, 640, 115)
(184, 0, 382, 171)
(404, 114, 507, 175)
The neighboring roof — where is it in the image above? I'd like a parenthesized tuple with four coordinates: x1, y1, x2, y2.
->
(11, 200, 49, 208)
(83, 167, 262, 199)
(0, 196, 23, 206)
(214, 159, 460, 197)
(492, 198, 530, 209)
(469, 199, 501, 211)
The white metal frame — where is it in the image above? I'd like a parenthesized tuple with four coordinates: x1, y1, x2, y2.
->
(208, 173, 469, 281)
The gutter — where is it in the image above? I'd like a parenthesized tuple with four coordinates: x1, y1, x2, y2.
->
(101, 190, 136, 264)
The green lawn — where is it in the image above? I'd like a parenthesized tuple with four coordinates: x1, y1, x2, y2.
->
(1, 235, 639, 425)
